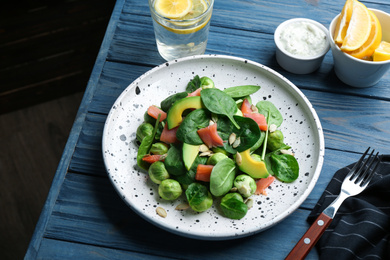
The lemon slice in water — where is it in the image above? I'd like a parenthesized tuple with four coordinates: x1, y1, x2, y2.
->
(180, 0, 208, 20)
(154, 0, 193, 19)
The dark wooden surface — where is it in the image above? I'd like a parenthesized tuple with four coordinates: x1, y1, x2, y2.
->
(1, 1, 114, 258)
(0, 92, 83, 260)
(0, 0, 115, 114)
(25, 0, 390, 259)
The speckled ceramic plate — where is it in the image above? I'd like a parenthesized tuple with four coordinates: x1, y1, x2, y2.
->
(102, 54, 324, 240)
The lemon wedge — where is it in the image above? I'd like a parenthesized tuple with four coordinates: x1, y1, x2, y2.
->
(373, 41, 390, 61)
(340, 0, 371, 52)
(333, 0, 354, 46)
(180, 0, 208, 20)
(154, 0, 193, 19)
(347, 10, 382, 60)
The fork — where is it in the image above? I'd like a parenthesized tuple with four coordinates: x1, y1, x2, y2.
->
(285, 147, 381, 260)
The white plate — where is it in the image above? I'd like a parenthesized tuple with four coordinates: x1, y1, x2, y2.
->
(102, 54, 325, 240)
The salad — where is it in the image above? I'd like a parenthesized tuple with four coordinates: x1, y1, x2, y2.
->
(136, 75, 299, 220)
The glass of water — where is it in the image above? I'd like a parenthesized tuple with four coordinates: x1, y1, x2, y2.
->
(148, 0, 214, 61)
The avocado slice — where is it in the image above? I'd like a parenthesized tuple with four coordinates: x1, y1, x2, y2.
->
(182, 143, 200, 170)
(167, 96, 203, 129)
(236, 149, 269, 178)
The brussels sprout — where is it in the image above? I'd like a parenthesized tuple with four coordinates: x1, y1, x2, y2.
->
(250, 153, 262, 162)
(185, 183, 213, 212)
(206, 152, 228, 165)
(211, 147, 229, 156)
(150, 142, 169, 155)
(267, 130, 284, 151)
(233, 174, 257, 198)
(148, 161, 170, 184)
(220, 194, 248, 220)
(221, 192, 243, 204)
(136, 122, 153, 142)
(200, 76, 215, 89)
(158, 179, 182, 200)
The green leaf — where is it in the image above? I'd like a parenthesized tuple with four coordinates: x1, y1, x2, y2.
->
(176, 109, 210, 144)
(269, 153, 299, 183)
(220, 197, 248, 220)
(201, 88, 240, 129)
(136, 114, 161, 170)
(217, 115, 260, 153)
(186, 75, 202, 92)
(256, 100, 283, 127)
(223, 85, 260, 98)
(164, 145, 186, 176)
(210, 158, 237, 197)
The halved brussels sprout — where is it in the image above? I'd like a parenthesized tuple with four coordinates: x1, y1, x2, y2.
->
(148, 161, 170, 184)
(158, 179, 182, 200)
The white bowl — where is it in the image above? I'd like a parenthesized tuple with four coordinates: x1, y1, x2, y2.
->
(328, 9, 390, 88)
(274, 18, 330, 74)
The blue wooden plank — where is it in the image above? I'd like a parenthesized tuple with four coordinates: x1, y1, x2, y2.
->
(37, 238, 170, 260)
(43, 172, 318, 259)
(68, 113, 107, 175)
(119, 0, 389, 34)
(105, 17, 390, 98)
(88, 62, 152, 114)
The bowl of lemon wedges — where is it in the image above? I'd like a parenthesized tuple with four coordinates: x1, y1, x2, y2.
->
(329, 0, 390, 87)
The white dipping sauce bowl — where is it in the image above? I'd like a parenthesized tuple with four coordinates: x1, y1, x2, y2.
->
(328, 9, 390, 88)
(274, 18, 330, 74)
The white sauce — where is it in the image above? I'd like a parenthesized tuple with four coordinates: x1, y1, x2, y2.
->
(279, 21, 327, 57)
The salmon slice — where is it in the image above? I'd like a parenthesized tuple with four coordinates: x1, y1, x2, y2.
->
(160, 124, 179, 144)
(197, 123, 224, 148)
(147, 106, 167, 122)
(255, 175, 275, 195)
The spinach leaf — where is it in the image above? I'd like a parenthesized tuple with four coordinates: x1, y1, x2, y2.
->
(164, 144, 186, 176)
(256, 100, 283, 127)
(210, 158, 237, 197)
(217, 115, 260, 153)
(186, 75, 202, 92)
(174, 156, 207, 185)
(268, 152, 299, 183)
(201, 88, 240, 129)
(185, 182, 213, 212)
(223, 85, 260, 98)
(160, 92, 188, 112)
(250, 130, 266, 153)
(176, 109, 210, 145)
(220, 197, 248, 220)
(136, 114, 161, 170)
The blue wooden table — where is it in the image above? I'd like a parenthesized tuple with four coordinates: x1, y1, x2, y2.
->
(25, 0, 390, 259)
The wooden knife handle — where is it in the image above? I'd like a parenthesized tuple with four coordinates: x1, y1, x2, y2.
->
(285, 212, 333, 260)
